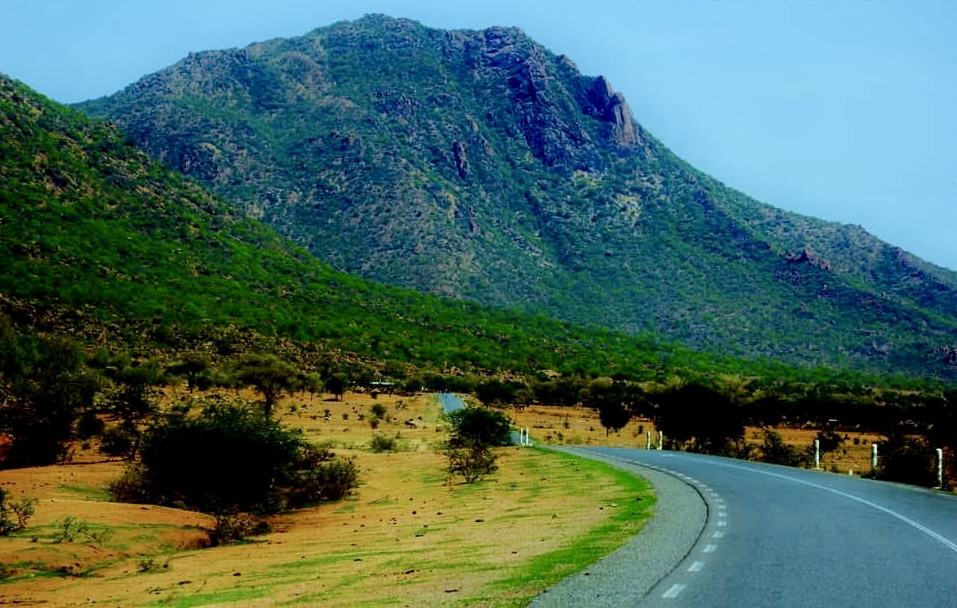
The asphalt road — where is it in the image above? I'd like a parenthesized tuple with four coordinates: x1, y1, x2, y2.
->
(536, 447, 957, 607)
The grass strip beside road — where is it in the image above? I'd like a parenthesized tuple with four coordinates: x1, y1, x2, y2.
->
(482, 447, 656, 607)
(149, 447, 655, 608)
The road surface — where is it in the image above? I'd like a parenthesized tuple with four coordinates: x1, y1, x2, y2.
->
(535, 447, 957, 607)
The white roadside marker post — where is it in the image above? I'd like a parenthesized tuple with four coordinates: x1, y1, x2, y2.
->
(814, 439, 821, 470)
(871, 443, 878, 471)
(936, 448, 944, 489)
(657, 431, 664, 451)
(646, 431, 651, 450)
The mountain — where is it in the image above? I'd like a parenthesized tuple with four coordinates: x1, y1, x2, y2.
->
(3, 71, 771, 381)
(77, 14, 957, 379)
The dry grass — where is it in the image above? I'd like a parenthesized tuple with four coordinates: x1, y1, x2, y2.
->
(0, 392, 654, 607)
(0, 392, 886, 606)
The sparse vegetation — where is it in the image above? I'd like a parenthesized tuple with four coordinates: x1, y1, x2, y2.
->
(369, 433, 399, 453)
(0, 487, 35, 535)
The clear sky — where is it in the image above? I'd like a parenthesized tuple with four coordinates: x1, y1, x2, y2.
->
(2, 0, 955, 270)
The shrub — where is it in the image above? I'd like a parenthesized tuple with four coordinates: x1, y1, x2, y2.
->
(369, 433, 398, 453)
(759, 429, 810, 467)
(205, 511, 259, 546)
(872, 434, 937, 487)
(369, 403, 388, 420)
(109, 400, 358, 513)
(0, 488, 35, 535)
(53, 516, 113, 546)
(446, 444, 498, 483)
(291, 457, 359, 504)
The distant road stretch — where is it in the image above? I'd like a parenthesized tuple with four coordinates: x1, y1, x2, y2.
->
(546, 448, 957, 608)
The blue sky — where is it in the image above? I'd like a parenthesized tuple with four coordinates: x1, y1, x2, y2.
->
(2, 0, 955, 270)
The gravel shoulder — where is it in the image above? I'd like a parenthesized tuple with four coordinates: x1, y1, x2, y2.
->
(531, 447, 707, 607)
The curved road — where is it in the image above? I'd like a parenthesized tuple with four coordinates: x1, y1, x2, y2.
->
(537, 447, 957, 607)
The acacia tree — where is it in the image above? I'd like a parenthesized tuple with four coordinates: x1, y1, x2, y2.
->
(324, 373, 348, 402)
(584, 381, 634, 436)
(652, 382, 744, 453)
(0, 330, 98, 468)
(444, 406, 513, 484)
(166, 353, 212, 392)
(105, 364, 162, 459)
(233, 354, 299, 418)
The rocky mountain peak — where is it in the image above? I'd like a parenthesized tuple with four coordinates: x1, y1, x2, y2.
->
(74, 16, 957, 378)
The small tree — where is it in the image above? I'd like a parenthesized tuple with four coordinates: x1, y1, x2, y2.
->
(233, 354, 299, 418)
(0, 487, 35, 535)
(444, 407, 512, 484)
(324, 373, 348, 402)
(446, 407, 513, 448)
(0, 334, 99, 468)
(166, 353, 212, 393)
(105, 364, 161, 459)
(652, 383, 744, 453)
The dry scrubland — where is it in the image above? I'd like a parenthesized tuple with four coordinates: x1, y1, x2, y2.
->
(0, 392, 885, 606)
(514, 405, 883, 474)
(0, 391, 655, 607)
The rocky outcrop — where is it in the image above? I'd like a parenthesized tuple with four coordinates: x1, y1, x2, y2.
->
(583, 76, 640, 147)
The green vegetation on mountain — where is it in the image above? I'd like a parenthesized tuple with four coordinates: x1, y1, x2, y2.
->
(1, 72, 824, 386)
(77, 14, 957, 380)
(2, 69, 956, 486)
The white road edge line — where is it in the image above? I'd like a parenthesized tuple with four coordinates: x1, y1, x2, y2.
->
(716, 461, 957, 555)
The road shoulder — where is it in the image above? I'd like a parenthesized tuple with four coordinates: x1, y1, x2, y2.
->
(531, 447, 707, 607)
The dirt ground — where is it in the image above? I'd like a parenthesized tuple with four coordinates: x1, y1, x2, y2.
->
(0, 392, 656, 607)
(0, 392, 886, 606)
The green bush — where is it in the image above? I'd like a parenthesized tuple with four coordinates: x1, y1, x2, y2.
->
(0, 488, 35, 535)
(446, 407, 513, 448)
(872, 434, 937, 487)
(369, 433, 398, 453)
(759, 429, 810, 467)
(109, 400, 358, 513)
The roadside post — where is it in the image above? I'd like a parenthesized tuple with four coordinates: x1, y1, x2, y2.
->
(646, 431, 651, 450)
(871, 443, 878, 471)
(657, 431, 664, 451)
(813, 439, 821, 470)
(936, 448, 944, 489)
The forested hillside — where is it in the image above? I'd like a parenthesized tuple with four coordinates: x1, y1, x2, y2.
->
(2, 72, 795, 382)
(77, 14, 957, 379)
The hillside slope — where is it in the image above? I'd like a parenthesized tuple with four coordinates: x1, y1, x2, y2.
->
(77, 15, 957, 378)
(2, 72, 758, 380)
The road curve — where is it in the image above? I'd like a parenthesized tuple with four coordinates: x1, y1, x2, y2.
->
(536, 447, 957, 607)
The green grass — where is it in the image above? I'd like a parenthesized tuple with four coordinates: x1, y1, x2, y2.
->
(484, 448, 655, 606)
(150, 587, 270, 607)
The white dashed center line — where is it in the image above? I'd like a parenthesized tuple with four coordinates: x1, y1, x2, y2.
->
(662, 584, 687, 599)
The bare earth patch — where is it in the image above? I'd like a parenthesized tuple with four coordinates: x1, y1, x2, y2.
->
(0, 393, 653, 607)
(1, 392, 875, 606)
